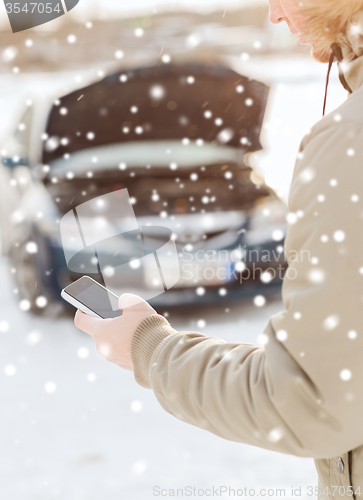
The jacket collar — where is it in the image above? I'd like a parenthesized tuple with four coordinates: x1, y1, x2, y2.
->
(336, 10, 363, 93)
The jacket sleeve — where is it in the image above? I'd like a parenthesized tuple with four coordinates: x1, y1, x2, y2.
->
(130, 122, 363, 459)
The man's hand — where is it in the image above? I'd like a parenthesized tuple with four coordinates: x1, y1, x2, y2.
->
(74, 293, 157, 371)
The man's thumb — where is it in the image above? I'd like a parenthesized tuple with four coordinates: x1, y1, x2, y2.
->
(118, 293, 149, 310)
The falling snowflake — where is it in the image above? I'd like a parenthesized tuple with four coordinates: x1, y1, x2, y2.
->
(129, 259, 141, 270)
(19, 300, 31, 311)
(97, 343, 111, 357)
(340, 369, 352, 381)
(4, 364, 16, 376)
(2, 46, 18, 62)
(25, 241, 38, 253)
(150, 85, 165, 100)
(348, 330, 357, 339)
(132, 459, 148, 474)
(272, 229, 284, 241)
(161, 54, 171, 63)
(286, 212, 298, 224)
(134, 28, 144, 37)
(44, 381, 56, 393)
(267, 427, 283, 443)
(235, 261, 246, 272)
(197, 319, 206, 328)
(87, 373, 96, 382)
(115, 50, 124, 59)
(217, 128, 234, 143)
(260, 271, 273, 283)
(254, 295, 266, 307)
(196, 287, 205, 296)
(333, 230, 345, 242)
(103, 266, 115, 277)
(323, 314, 340, 330)
(257, 333, 269, 345)
(25, 330, 42, 346)
(131, 400, 143, 412)
(299, 167, 315, 183)
(308, 269, 325, 283)
(35, 296, 47, 308)
(0, 321, 10, 333)
(77, 347, 90, 359)
(276, 330, 288, 342)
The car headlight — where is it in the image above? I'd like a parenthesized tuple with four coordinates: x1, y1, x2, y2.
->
(246, 198, 288, 245)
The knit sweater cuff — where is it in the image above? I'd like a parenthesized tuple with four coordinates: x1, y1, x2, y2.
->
(130, 314, 178, 389)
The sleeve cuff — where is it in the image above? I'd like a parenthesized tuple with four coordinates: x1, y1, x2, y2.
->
(130, 313, 178, 389)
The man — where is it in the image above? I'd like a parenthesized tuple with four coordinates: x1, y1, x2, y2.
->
(75, 1, 363, 498)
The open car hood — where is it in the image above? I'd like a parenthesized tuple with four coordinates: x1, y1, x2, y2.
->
(42, 62, 269, 165)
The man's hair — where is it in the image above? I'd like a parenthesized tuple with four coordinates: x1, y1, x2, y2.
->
(300, 0, 363, 62)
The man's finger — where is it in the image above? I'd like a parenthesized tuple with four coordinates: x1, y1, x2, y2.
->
(74, 310, 106, 337)
(119, 292, 147, 310)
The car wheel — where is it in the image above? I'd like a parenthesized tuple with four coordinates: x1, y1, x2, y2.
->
(9, 230, 65, 317)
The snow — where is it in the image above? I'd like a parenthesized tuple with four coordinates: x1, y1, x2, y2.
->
(0, 257, 317, 499)
(0, 53, 344, 498)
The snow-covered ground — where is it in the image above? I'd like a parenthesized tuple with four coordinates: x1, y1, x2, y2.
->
(0, 57, 349, 499)
(0, 257, 318, 500)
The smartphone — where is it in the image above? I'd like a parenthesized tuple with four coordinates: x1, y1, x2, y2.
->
(61, 276, 122, 319)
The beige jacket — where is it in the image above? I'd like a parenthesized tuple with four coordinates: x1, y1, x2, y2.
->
(130, 13, 363, 500)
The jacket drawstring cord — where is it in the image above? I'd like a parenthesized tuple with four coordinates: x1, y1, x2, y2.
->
(323, 43, 353, 117)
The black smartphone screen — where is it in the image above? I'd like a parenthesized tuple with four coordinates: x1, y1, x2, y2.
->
(66, 277, 122, 319)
